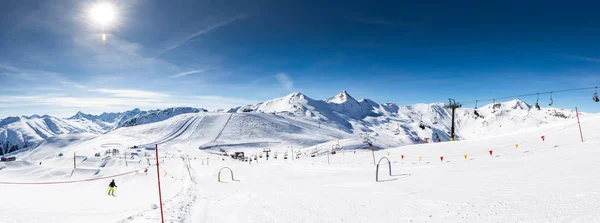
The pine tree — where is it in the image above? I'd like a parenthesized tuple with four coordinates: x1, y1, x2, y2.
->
(9, 144, 19, 153)
(0, 141, 9, 155)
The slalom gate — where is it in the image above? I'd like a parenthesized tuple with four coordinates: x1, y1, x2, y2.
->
(218, 167, 235, 182)
(375, 157, 392, 182)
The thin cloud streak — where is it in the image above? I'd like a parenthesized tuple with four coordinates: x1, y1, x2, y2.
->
(89, 88, 170, 98)
(169, 68, 212, 78)
(567, 55, 600, 63)
(0, 62, 85, 89)
(160, 14, 249, 55)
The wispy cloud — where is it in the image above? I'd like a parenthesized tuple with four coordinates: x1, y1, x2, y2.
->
(0, 62, 85, 89)
(0, 63, 22, 72)
(0, 63, 57, 80)
(566, 55, 600, 63)
(89, 88, 170, 98)
(275, 73, 294, 90)
(0, 93, 257, 117)
(58, 80, 86, 89)
(169, 68, 212, 78)
(160, 14, 250, 55)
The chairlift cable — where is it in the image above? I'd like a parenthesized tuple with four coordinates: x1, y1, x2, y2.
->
(457, 86, 598, 106)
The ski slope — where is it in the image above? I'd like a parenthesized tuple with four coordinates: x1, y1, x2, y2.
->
(1, 110, 599, 222)
(2, 92, 581, 156)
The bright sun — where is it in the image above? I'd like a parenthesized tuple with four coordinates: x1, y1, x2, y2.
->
(89, 2, 116, 27)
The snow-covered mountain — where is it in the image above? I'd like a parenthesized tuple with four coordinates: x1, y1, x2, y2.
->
(67, 108, 158, 131)
(1, 91, 584, 155)
(0, 115, 105, 154)
(0, 107, 204, 154)
(231, 91, 582, 147)
(121, 107, 206, 127)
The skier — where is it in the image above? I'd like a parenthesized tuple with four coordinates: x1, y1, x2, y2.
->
(108, 179, 117, 196)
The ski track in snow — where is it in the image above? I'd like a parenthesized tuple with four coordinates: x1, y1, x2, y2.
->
(144, 115, 204, 147)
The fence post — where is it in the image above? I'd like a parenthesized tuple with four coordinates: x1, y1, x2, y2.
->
(576, 107, 584, 142)
(155, 144, 165, 223)
(371, 147, 376, 166)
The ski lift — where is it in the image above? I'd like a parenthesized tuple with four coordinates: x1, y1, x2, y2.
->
(594, 87, 599, 103)
(548, 92, 553, 106)
(493, 100, 501, 109)
(474, 100, 480, 117)
(418, 115, 426, 130)
(535, 93, 541, 110)
(419, 122, 425, 130)
(394, 123, 400, 135)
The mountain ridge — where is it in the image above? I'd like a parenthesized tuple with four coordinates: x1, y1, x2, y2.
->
(1, 91, 584, 154)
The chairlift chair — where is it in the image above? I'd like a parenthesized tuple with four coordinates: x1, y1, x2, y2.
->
(418, 121, 426, 130)
(492, 99, 501, 109)
(418, 115, 426, 130)
(474, 100, 480, 117)
(548, 92, 554, 106)
(594, 87, 599, 103)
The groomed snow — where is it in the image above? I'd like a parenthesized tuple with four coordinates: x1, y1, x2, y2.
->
(1, 109, 599, 222)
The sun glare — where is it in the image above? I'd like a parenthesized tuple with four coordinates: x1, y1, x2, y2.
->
(89, 2, 116, 27)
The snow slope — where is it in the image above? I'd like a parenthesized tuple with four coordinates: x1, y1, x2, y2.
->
(1, 111, 599, 222)
(0, 115, 105, 154)
(1, 107, 204, 154)
(120, 107, 206, 127)
(0, 91, 585, 155)
(232, 91, 582, 148)
(455, 99, 580, 139)
(64, 112, 352, 155)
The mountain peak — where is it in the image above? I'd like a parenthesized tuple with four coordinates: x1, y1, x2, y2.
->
(23, 114, 41, 119)
(69, 111, 95, 120)
(506, 98, 531, 110)
(288, 92, 305, 98)
(326, 90, 357, 104)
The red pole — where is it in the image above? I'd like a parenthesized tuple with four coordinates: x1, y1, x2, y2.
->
(576, 107, 584, 142)
(371, 147, 376, 166)
(155, 144, 165, 223)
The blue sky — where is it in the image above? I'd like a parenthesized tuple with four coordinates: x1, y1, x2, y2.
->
(1, 0, 600, 118)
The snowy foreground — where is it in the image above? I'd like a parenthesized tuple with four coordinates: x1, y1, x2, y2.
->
(1, 114, 600, 223)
